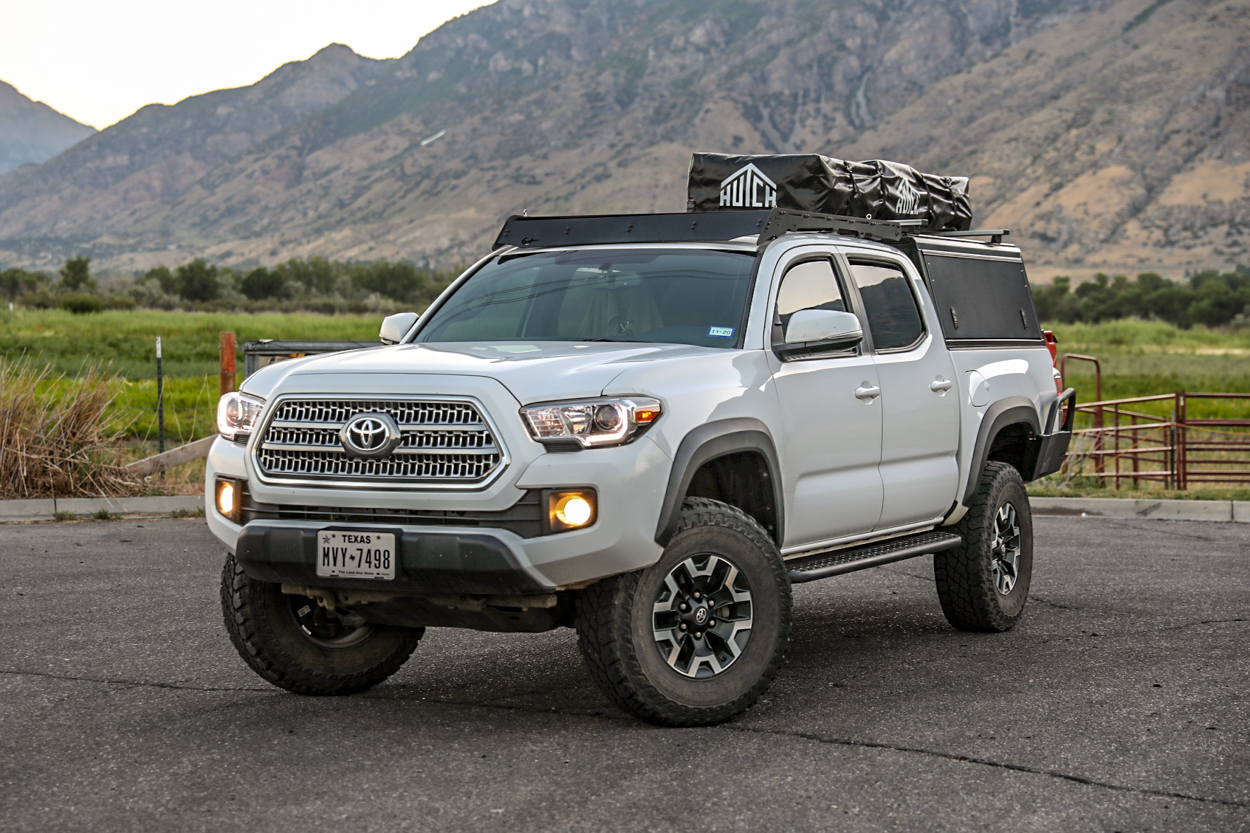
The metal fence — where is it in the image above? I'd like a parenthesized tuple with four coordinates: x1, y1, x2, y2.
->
(1060, 392, 1250, 489)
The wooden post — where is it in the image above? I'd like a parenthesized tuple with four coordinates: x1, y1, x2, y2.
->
(220, 332, 236, 397)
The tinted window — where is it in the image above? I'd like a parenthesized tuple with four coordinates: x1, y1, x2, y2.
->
(775, 259, 845, 333)
(849, 261, 924, 351)
(414, 249, 756, 348)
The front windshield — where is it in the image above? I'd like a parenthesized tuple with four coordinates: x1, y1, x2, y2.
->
(413, 248, 757, 348)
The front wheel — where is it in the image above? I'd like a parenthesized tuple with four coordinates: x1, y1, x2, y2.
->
(220, 554, 422, 695)
(575, 498, 791, 727)
(934, 461, 1034, 632)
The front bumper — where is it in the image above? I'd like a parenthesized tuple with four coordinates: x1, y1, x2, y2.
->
(236, 522, 547, 594)
(206, 432, 671, 590)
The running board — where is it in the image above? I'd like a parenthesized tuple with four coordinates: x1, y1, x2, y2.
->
(787, 530, 962, 584)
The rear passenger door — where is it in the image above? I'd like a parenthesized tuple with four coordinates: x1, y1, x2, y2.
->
(845, 254, 961, 529)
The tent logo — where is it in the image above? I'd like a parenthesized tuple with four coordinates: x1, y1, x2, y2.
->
(720, 164, 777, 208)
(895, 180, 921, 217)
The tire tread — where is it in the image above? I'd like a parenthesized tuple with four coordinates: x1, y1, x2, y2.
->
(575, 498, 790, 727)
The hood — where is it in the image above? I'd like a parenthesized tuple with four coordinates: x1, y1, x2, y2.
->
(240, 341, 722, 404)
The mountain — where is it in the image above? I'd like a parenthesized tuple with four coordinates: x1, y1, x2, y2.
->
(0, 44, 389, 265)
(831, 0, 1250, 278)
(0, 0, 1244, 279)
(0, 81, 95, 175)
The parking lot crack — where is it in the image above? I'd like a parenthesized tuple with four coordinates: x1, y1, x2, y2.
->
(722, 725, 1248, 808)
(0, 668, 272, 693)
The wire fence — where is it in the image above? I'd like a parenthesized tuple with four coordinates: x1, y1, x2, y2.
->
(102, 372, 220, 448)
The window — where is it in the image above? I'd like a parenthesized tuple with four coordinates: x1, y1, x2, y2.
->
(775, 259, 845, 334)
(414, 249, 757, 348)
(848, 261, 924, 351)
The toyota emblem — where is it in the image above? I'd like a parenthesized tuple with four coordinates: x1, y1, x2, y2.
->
(339, 412, 402, 458)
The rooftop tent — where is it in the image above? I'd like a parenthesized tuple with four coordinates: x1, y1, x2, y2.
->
(687, 153, 973, 232)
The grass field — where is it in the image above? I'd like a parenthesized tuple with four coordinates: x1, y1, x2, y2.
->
(1049, 319, 1250, 420)
(3, 310, 1247, 494)
(1, 309, 388, 444)
(0, 309, 383, 377)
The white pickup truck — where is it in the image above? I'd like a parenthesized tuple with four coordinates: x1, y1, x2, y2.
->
(208, 207, 1074, 726)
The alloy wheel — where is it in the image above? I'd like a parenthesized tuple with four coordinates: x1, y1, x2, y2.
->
(651, 554, 754, 678)
(991, 501, 1022, 596)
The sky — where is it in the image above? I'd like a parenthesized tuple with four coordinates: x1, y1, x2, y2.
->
(0, 0, 493, 129)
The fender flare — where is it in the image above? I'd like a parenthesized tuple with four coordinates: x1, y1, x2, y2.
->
(962, 396, 1041, 505)
(654, 417, 784, 547)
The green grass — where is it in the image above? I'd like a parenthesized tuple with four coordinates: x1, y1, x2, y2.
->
(0, 309, 384, 377)
(1049, 319, 1250, 420)
(0, 309, 387, 444)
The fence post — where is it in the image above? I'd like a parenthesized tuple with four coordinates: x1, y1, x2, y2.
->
(1176, 391, 1187, 490)
(156, 337, 165, 455)
(220, 332, 236, 398)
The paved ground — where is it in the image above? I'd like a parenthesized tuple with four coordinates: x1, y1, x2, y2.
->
(0, 516, 1246, 833)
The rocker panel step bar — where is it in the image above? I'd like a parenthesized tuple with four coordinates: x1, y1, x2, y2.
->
(787, 530, 963, 584)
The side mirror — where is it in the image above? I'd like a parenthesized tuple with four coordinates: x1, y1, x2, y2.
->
(380, 312, 419, 344)
(783, 309, 863, 350)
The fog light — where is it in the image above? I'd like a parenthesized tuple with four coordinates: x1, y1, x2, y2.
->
(548, 491, 596, 532)
(215, 477, 241, 523)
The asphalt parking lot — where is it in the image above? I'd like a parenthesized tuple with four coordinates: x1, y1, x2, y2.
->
(1, 515, 1246, 832)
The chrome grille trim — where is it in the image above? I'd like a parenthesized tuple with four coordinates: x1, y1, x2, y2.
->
(251, 395, 508, 489)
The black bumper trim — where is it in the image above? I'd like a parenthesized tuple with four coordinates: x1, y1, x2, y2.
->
(235, 523, 549, 595)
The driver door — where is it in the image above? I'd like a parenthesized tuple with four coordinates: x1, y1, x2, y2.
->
(767, 253, 884, 549)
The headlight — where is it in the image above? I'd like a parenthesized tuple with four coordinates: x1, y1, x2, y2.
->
(217, 392, 265, 443)
(521, 397, 662, 449)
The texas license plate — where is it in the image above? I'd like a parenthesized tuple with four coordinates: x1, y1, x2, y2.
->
(316, 530, 396, 580)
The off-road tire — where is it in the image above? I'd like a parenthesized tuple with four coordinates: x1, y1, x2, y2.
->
(575, 498, 791, 727)
(220, 553, 422, 695)
(934, 461, 1034, 632)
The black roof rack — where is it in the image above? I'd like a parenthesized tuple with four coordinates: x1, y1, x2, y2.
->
(493, 211, 771, 249)
(493, 208, 1010, 250)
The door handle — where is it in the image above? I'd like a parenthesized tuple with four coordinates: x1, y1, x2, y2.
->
(854, 385, 881, 400)
(930, 378, 953, 392)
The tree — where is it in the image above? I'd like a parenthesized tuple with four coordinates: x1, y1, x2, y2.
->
(176, 259, 220, 303)
(144, 265, 180, 296)
(59, 255, 95, 292)
(240, 267, 287, 300)
(0, 268, 45, 305)
(351, 260, 428, 302)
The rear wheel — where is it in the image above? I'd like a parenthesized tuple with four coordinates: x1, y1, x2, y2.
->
(934, 461, 1034, 632)
(220, 553, 422, 695)
(576, 498, 791, 726)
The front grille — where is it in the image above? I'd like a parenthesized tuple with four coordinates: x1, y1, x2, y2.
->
(254, 397, 505, 486)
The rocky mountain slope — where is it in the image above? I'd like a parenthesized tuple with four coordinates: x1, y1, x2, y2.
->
(0, 0, 1244, 279)
(0, 81, 96, 175)
(832, 0, 1250, 277)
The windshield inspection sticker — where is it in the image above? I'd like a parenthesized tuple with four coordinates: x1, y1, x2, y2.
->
(708, 326, 735, 338)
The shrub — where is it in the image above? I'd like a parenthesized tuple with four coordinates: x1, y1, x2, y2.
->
(59, 293, 105, 314)
(0, 360, 139, 498)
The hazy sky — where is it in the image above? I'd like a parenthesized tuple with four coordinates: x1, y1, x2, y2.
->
(0, 0, 493, 129)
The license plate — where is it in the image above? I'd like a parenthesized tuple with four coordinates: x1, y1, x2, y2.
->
(316, 530, 396, 580)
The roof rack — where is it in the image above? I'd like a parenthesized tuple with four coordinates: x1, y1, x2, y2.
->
(492, 208, 1010, 251)
(493, 210, 772, 249)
